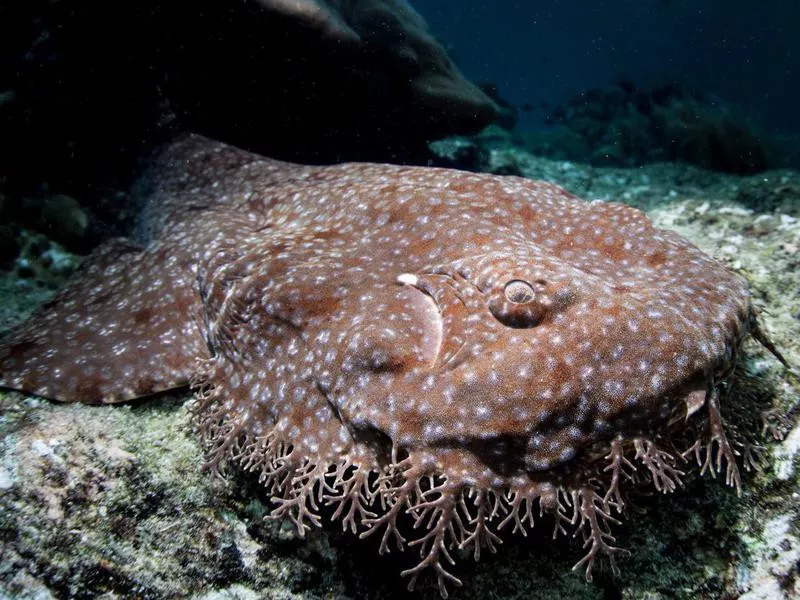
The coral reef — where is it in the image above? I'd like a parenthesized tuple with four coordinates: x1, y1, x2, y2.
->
(526, 83, 777, 174)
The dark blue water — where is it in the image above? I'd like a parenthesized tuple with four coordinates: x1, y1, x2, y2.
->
(414, 0, 799, 134)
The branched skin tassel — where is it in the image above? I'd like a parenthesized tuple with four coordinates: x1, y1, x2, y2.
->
(0, 134, 788, 597)
(193, 382, 757, 596)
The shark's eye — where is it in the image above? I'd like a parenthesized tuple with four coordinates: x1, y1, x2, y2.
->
(504, 279, 535, 304)
(490, 279, 544, 328)
(491, 278, 577, 328)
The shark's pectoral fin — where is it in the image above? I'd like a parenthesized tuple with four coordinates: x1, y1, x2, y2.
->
(0, 238, 209, 403)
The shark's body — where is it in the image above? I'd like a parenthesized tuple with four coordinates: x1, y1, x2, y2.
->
(0, 134, 768, 595)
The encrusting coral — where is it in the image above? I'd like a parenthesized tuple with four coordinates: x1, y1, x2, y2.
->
(0, 135, 788, 596)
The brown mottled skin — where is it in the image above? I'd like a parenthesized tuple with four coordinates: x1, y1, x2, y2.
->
(0, 135, 780, 595)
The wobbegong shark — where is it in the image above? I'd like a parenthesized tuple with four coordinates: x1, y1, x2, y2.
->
(0, 134, 787, 596)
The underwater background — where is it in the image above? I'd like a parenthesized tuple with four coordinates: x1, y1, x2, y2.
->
(0, 1, 798, 598)
(416, 0, 800, 134)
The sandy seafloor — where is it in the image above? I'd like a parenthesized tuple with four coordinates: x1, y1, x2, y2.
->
(0, 140, 799, 600)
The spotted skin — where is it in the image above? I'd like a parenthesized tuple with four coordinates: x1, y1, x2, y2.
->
(0, 134, 761, 594)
